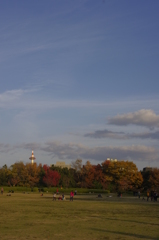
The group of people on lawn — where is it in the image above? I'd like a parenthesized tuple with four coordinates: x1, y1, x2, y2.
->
(139, 190, 158, 201)
(53, 190, 75, 201)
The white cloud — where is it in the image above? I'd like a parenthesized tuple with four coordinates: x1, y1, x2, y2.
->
(108, 109, 159, 129)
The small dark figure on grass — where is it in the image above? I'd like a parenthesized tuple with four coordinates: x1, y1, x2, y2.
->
(147, 191, 149, 201)
(97, 194, 102, 198)
(154, 192, 158, 202)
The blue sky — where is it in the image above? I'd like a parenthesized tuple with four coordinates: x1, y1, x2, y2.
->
(0, 0, 159, 170)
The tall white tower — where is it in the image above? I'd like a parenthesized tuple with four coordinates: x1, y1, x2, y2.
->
(29, 150, 36, 164)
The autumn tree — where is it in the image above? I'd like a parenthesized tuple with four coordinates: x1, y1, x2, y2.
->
(25, 163, 41, 188)
(9, 162, 27, 186)
(43, 165, 61, 187)
(102, 160, 143, 192)
(50, 165, 76, 188)
(71, 159, 83, 187)
(81, 161, 107, 189)
(81, 161, 94, 188)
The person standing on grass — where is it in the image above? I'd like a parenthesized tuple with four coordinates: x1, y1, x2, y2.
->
(70, 190, 74, 201)
(147, 191, 149, 201)
(1, 187, 3, 194)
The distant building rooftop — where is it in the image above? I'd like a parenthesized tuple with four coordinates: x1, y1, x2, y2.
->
(54, 161, 71, 169)
(106, 158, 118, 162)
(142, 167, 152, 172)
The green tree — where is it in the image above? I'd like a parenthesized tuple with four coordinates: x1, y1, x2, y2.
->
(148, 168, 159, 191)
(0, 165, 10, 186)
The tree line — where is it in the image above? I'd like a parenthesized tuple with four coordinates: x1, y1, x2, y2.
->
(0, 159, 158, 192)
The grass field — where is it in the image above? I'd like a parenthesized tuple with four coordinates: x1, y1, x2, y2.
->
(0, 192, 159, 240)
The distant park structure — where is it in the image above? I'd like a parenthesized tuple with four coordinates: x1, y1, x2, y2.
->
(29, 150, 36, 164)
(106, 158, 118, 162)
(54, 161, 71, 169)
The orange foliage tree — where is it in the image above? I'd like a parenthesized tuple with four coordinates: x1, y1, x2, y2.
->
(25, 163, 41, 188)
(81, 161, 107, 189)
(102, 160, 143, 192)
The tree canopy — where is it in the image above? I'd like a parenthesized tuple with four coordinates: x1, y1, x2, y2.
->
(0, 159, 157, 192)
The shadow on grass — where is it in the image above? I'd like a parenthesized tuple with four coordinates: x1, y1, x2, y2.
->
(91, 228, 157, 239)
(101, 217, 159, 227)
(42, 196, 159, 206)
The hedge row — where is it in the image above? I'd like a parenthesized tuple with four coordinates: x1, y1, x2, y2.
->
(1, 186, 110, 194)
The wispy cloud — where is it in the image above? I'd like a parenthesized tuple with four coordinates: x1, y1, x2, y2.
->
(84, 129, 126, 139)
(84, 129, 159, 140)
(15, 142, 41, 151)
(0, 89, 38, 108)
(129, 131, 159, 140)
(16, 141, 158, 161)
(1, 141, 158, 164)
(39, 141, 159, 162)
(108, 109, 159, 129)
(0, 143, 12, 153)
(0, 89, 24, 103)
(1, 89, 159, 112)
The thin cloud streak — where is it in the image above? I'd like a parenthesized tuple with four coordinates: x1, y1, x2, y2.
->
(130, 131, 159, 140)
(84, 129, 126, 139)
(0, 89, 159, 111)
(0, 143, 12, 153)
(84, 129, 159, 140)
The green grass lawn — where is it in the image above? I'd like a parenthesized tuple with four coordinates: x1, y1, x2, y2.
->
(0, 193, 159, 240)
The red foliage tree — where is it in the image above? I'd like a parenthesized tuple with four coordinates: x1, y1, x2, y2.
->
(43, 165, 61, 187)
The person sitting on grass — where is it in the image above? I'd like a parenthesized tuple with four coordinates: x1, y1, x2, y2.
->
(62, 194, 65, 200)
(58, 195, 62, 200)
(97, 194, 102, 198)
(53, 193, 56, 201)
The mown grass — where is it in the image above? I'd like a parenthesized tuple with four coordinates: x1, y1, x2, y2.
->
(0, 193, 159, 240)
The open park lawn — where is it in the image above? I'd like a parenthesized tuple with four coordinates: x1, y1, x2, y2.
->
(0, 193, 159, 240)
